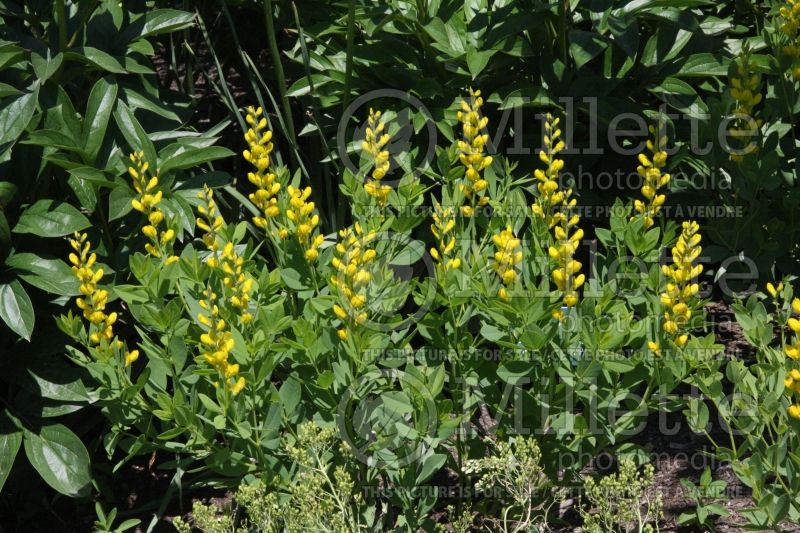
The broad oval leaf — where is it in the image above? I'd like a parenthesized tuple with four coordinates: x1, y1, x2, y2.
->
(0, 88, 39, 147)
(6, 253, 80, 296)
(0, 411, 22, 492)
(137, 9, 195, 38)
(0, 280, 34, 340)
(83, 77, 119, 163)
(13, 199, 91, 237)
(23, 423, 91, 498)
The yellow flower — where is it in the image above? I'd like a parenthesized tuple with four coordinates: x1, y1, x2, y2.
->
(767, 281, 784, 299)
(128, 151, 177, 263)
(780, 0, 800, 79)
(532, 114, 572, 228)
(632, 125, 670, 229)
(125, 350, 140, 366)
(456, 88, 492, 216)
(430, 202, 461, 273)
(361, 108, 393, 206)
(198, 287, 244, 394)
(330, 223, 377, 340)
(196, 187, 255, 324)
(660, 221, 702, 345)
(286, 185, 325, 262)
(243, 106, 282, 231)
(647, 341, 661, 355)
(727, 46, 762, 161)
(68, 232, 125, 356)
(492, 225, 522, 300)
(231, 377, 246, 396)
(789, 404, 800, 419)
(785, 298, 800, 361)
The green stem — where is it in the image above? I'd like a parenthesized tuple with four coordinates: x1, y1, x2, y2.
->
(263, 0, 297, 150)
(342, 0, 357, 114)
(55, 0, 67, 51)
(558, 0, 569, 65)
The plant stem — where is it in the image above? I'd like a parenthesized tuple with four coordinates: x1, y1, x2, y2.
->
(55, 0, 68, 51)
(342, 0, 356, 114)
(558, 0, 569, 65)
(263, 0, 297, 151)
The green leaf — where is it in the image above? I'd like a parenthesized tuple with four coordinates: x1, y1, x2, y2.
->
(416, 453, 446, 484)
(0, 411, 21, 493)
(13, 199, 91, 237)
(0, 211, 9, 260)
(497, 361, 531, 384)
(114, 101, 157, 166)
(158, 146, 234, 176)
(0, 280, 34, 340)
(618, 0, 713, 15)
(68, 166, 113, 186)
(0, 88, 40, 147)
(22, 129, 82, 152)
(466, 48, 493, 78)
(66, 47, 126, 74)
(31, 51, 63, 82)
(673, 53, 729, 78)
(569, 30, 608, 69)
(279, 376, 301, 417)
(0, 182, 16, 207)
(23, 423, 91, 498)
(7, 354, 89, 403)
(6, 253, 80, 296)
(83, 77, 118, 162)
(137, 9, 195, 38)
(280, 268, 309, 290)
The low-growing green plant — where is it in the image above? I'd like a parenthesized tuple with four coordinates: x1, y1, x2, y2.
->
(677, 467, 729, 531)
(463, 436, 558, 533)
(579, 458, 663, 533)
(685, 279, 800, 528)
(93, 503, 141, 533)
(172, 422, 368, 533)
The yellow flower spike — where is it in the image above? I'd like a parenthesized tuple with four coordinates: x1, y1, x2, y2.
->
(284, 185, 325, 262)
(243, 106, 284, 239)
(430, 202, 460, 274)
(533, 116, 584, 311)
(456, 88, 492, 216)
(231, 377, 246, 396)
(330, 224, 377, 340)
(631, 124, 670, 229)
(728, 46, 763, 161)
(67, 232, 123, 355)
(786, 295, 800, 418)
(532, 113, 572, 229)
(660, 221, 702, 345)
(198, 286, 243, 394)
(128, 151, 176, 261)
(361, 108, 393, 206)
(492, 225, 523, 300)
(195, 187, 255, 326)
